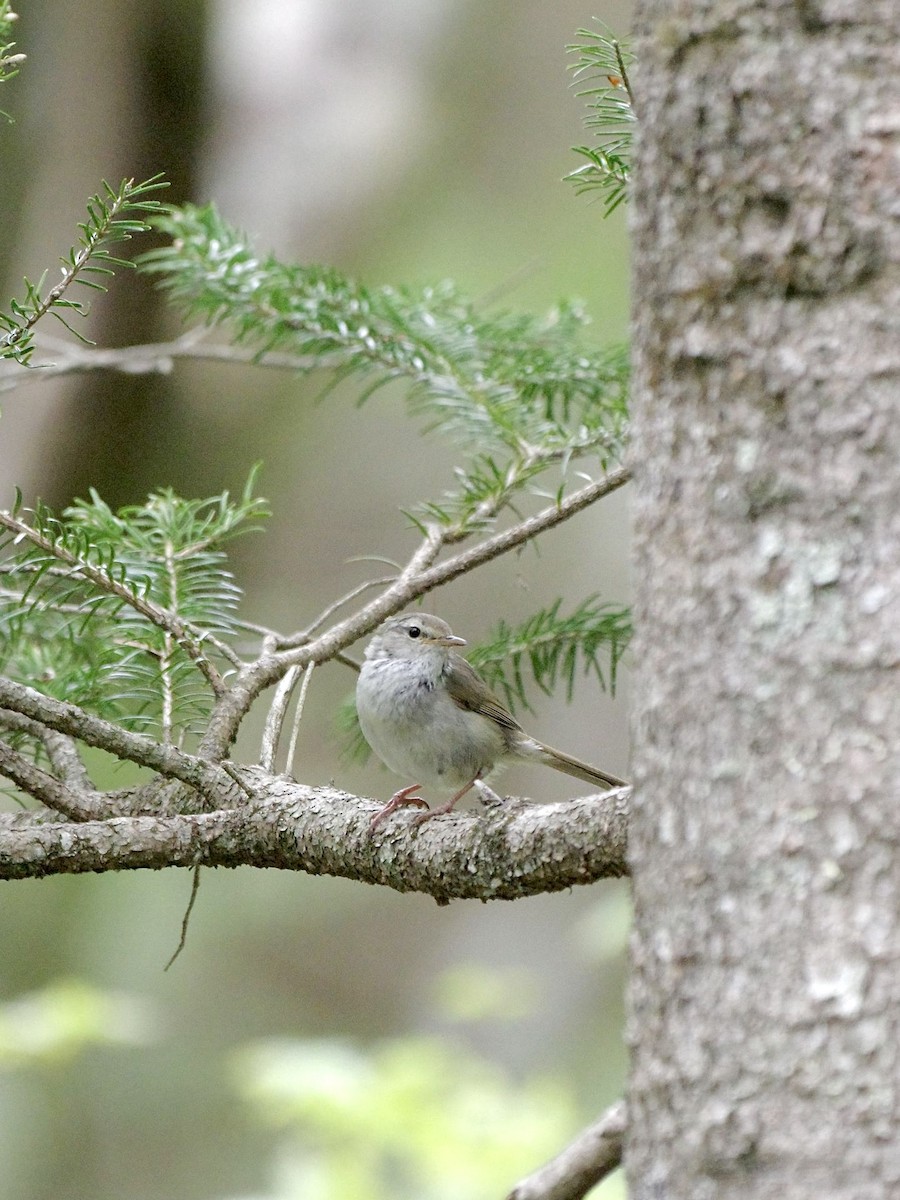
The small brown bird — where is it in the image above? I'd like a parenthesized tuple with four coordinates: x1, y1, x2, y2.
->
(356, 613, 627, 830)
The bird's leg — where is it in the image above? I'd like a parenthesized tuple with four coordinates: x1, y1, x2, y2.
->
(411, 777, 477, 826)
(368, 783, 429, 832)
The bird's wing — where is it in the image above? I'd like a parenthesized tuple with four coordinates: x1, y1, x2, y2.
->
(444, 655, 524, 733)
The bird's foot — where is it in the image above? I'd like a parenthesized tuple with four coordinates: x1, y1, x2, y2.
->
(410, 777, 478, 827)
(369, 784, 429, 833)
(410, 798, 459, 828)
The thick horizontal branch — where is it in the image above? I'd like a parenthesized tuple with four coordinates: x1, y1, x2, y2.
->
(0, 770, 631, 900)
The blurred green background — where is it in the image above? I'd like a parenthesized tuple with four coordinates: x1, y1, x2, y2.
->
(0, 1, 633, 1197)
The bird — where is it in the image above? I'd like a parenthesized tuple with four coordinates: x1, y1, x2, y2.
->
(355, 612, 627, 830)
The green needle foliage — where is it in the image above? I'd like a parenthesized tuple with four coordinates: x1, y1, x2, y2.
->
(0, 175, 168, 365)
(140, 203, 628, 532)
(0, 469, 268, 740)
(468, 597, 631, 716)
(565, 25, 635, 215)
(1, 23, 636, 778)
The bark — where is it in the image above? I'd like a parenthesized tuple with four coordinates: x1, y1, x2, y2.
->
(628, 3, 900, 1198)
(0, 769, 630, 902)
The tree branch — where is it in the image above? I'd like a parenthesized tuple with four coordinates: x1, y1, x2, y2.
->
(0, 678, 239, 805)
(0, 770, 631, 898)
(0, 333, 322, 393)
(506, 1100, 627, 1200)
(0, 737, 90, 818)
(0, 508, 227, 693)
(39, 731, 98, 794)
(0, 715, 121, 822)
(291, 467, 630, 668)
(199, 466, 631, 757)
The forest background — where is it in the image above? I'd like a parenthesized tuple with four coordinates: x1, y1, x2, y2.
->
(0, 2, 633, 1198)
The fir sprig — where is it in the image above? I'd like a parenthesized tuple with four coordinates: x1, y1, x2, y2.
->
(0, 175, 169, 365)
(0, 470, 267, 739)
(566, 26, 635, 215)
(140, 204, 628, 535)
(467, 598, 631, 716)
(141, 206, 627, 451)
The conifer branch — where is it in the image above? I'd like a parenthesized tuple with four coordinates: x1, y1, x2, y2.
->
(0, 506, 226, 694)
(566, 26, 635, 214)
(469, 598, 631, 715)
(0, 175, 167, 364)
(0, 773, 632, 896)
(138, 204, 628, 536)
(0, 334, 319, 395)
(0, 478, 269, 742)
(0, 677, 238, 804)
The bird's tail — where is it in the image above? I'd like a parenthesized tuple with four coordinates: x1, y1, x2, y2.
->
(520, 737, 628, 790)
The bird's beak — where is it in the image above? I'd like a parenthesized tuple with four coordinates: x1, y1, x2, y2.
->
(434, 634, 466, 648)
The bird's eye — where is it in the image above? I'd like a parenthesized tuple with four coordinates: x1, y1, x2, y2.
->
(407, 626, 421, 639)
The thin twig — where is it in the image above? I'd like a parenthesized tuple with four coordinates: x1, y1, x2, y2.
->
(161, 538, 177, 743)
(442, 438, 619, 544)
(0, 334, 323, 393)
(221, 759, 257, 799)
(259, 664, 302, 772)
(398, 523, 445, 580)
(614, 41, 635, 112)
(299, 467, 631, 666)
(0, 586, 85, 613)
(0, 563, 76, 578)
(284, 662, 315, 777)
(284, 575, 397, 647)
(411, 467, 631, 594)
(0, 180, 157, 358)
(163, 864, 202, 971)
(0, 708, 97, 799)
(40, 729, 97, 795)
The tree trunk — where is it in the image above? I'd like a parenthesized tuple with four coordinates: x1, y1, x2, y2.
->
(627, 3, 900, 1197)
